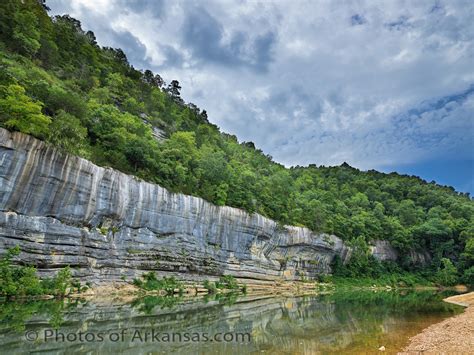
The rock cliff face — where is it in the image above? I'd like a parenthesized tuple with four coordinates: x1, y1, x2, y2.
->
(370, 240, 431, 265)
(370, 241, 399, 261)
(0, 128, 351, 284)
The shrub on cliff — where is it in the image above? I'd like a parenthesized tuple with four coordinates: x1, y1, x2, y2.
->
(0, 246, 72, 298)
(133, 272, 184, 295)
(215, 275, 239, 290)
(0, 246, 40, 296)
(41, 267, 72, 297)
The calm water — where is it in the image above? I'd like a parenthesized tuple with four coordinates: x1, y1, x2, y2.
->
(0, 290, 464, 354)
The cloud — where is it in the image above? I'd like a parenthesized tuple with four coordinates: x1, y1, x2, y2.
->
(156, 44, 185, 69)
(385, 15, 411, 31)
(107, 29, 149, 68)
(351, 14, 367, 26)
(46, 0, 474, 193)
(181, 6, 276, 71)
(124, 0, 165, 18)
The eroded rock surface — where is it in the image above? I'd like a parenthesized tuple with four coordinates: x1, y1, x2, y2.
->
(370, 240, 430, 265)
(0, 128, 351, 284)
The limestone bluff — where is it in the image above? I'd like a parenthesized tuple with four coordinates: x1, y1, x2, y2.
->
(0, 127, 374, 285)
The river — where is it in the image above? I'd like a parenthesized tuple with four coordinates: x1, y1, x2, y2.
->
(0, 290, 464, 354)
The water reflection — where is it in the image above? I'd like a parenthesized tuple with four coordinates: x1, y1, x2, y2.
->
(0, 290, 463, 354)
(0, 298, 84, 331)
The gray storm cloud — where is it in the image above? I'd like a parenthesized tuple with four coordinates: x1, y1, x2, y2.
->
(47, 0, 474, 170)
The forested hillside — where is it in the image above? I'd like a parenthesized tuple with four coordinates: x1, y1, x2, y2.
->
(0, 0, 473, 284)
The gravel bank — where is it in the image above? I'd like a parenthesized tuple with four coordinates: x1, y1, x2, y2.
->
(401, 292, 474, 354)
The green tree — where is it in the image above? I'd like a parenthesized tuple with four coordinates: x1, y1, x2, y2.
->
(413, 217, 453, 258)
(196, 145, 229, 203)
(396, 199, 423, 227)
(462, 266, 474, 286)
(0, 0, 43, 57)
(13, 8, 41, 56)
(48, 110, 88, 154)
(461, 237, 474, 269)
(0, 246, 44, 297)
(0, 84, 51, 138)
(157, 131, 198, 191)
(0, 246, 22, 296)
(52, 266, 72, 297)
(435, 258, 458, 286)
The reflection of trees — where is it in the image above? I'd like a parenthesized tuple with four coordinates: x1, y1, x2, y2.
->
(130, 295, 183, 314)
(0, 298, 81, 332)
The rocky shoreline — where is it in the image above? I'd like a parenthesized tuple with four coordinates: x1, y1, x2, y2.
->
(82, 279, 330, 297)
(401, 291, 474, 354)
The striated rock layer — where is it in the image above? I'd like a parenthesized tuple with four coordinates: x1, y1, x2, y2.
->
(370, 240, 431, 265)
(0, 128, 351, 284)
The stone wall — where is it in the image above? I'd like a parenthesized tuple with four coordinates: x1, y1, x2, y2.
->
(0, 128, 351, 284)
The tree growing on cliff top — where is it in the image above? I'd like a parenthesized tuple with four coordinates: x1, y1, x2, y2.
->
(0, 84, 51, 138)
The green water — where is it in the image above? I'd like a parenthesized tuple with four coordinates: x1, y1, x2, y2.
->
(0, 290, 464, 354)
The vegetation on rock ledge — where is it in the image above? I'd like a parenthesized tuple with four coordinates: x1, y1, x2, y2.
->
(0, 246, 76, 298)
(133, 272, 184, 295)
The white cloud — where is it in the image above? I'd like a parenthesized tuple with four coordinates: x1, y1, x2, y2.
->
(47, 0, 474, 171)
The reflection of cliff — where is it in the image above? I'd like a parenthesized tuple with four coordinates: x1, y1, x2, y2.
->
(0, 296, 339, 354)
(0, 128, 350, 284)
(0, 292, 459, 354)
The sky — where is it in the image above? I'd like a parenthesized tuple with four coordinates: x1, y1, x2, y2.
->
(47, 0, 474, 195)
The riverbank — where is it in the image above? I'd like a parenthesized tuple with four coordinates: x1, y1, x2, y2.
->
(62, 277, 450, 301)
(70, 279, 332, 299)
(401, 291, 474, 353)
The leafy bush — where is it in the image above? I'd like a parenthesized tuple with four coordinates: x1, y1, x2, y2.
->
(0, 246, 72, 298)
(133, 272, 184, 295)
(48, 110, 88, 154)
(435, 258, 459, 286)
(204, 276, 245, 294)
(0, 84, 51, 138)
(462, 266, 474, 286)
(0, 246, 41, 296)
